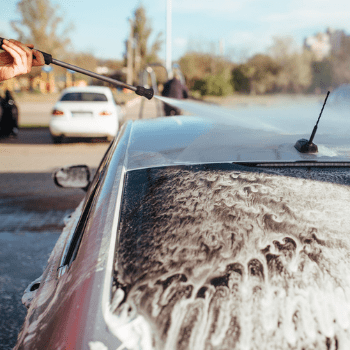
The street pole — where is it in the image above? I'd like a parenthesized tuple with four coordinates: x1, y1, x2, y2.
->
(166, 0, 172, 79)
(127, 19, 134, 86)
(135, 34, 141, 83)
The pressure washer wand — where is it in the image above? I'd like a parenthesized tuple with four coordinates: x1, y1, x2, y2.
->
(0, 38, 154, 100)
(49, 58, 153, 100)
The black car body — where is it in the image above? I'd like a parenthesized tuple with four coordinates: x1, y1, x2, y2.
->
(15, 105, 350, 349)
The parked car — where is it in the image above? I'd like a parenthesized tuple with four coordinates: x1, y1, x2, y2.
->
(15, 100, 350, 349)
(49, 86, 123, 143)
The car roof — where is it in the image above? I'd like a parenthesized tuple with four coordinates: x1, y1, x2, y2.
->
(123, 114, 350, 171)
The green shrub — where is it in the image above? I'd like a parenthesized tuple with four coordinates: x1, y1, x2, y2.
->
(193, 73, 233, 97)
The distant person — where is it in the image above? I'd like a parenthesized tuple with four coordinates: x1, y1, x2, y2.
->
(0, 90, 19, 137)
(162, 72, 189, 116)
(0, 39, 45, 82)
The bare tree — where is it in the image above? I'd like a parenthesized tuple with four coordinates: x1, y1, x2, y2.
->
(331, 34, 350, 87)
(129, 5, 163, 74)
(11, 0, 73, 59)
(269, 36, 313, 93)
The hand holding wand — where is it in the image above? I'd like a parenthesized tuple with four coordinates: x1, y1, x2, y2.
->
(0, 37, 154, 100)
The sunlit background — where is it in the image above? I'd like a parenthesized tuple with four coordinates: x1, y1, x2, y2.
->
(2, 0, 350, 61)
(2, 0, 350, 95)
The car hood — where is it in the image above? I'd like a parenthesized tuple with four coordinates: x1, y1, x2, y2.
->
(110, 163, 350, 350)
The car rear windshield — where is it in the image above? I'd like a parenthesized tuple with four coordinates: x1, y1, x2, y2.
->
(60, 92, 108, 102)
(113, 163, 350, 349)
(116, 163, 350, 288)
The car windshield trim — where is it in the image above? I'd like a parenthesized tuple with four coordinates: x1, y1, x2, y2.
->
(232, 161, 350, 167)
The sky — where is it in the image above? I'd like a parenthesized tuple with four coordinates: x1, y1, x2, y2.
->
(2, 0, 350, 63)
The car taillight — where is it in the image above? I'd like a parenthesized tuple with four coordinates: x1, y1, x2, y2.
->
(52, 109, 64, 116)
(99, 111, 112, 116)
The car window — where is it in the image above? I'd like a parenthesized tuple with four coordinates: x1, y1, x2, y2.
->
(60, 92, 108, 102)
(113, 163, 350, 349)
(60, 141, 114, 269)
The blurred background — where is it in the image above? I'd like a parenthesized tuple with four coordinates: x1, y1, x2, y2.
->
(2, 0, 350, 100)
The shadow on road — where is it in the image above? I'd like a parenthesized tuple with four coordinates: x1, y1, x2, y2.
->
(0, 127, 111, 145)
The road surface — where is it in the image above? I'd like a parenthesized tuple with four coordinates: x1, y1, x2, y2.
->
(0, 96, 159, 349)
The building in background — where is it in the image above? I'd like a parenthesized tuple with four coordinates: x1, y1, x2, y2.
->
(304, 28, 345, 61)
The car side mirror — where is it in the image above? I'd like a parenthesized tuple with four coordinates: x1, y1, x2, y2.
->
(53, 165, 91, 191)
(22, 276, 42, 309)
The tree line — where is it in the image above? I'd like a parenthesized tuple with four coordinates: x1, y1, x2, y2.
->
(179, 33, 350, 96)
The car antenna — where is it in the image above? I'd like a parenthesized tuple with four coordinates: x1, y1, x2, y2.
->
(0, 37, 154, 100)
(294, 90, 330, 153)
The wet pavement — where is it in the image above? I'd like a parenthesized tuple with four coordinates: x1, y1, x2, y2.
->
(0, 132, 102, 349)
(0, 229, 61, 349)
(0, 96, 157, 349)
(0, 130, 108, 349)
(0, 173, 84, 349)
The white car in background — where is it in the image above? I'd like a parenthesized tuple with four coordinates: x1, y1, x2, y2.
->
(49, 86, 123, 143)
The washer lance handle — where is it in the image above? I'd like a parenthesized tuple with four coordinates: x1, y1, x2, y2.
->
(0, 37, 154, 100)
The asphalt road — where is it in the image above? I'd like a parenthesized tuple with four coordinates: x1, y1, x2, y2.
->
(0, 171, 85, 349)
(0, 130, 106, 349)
(0, 95, 160, 349)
